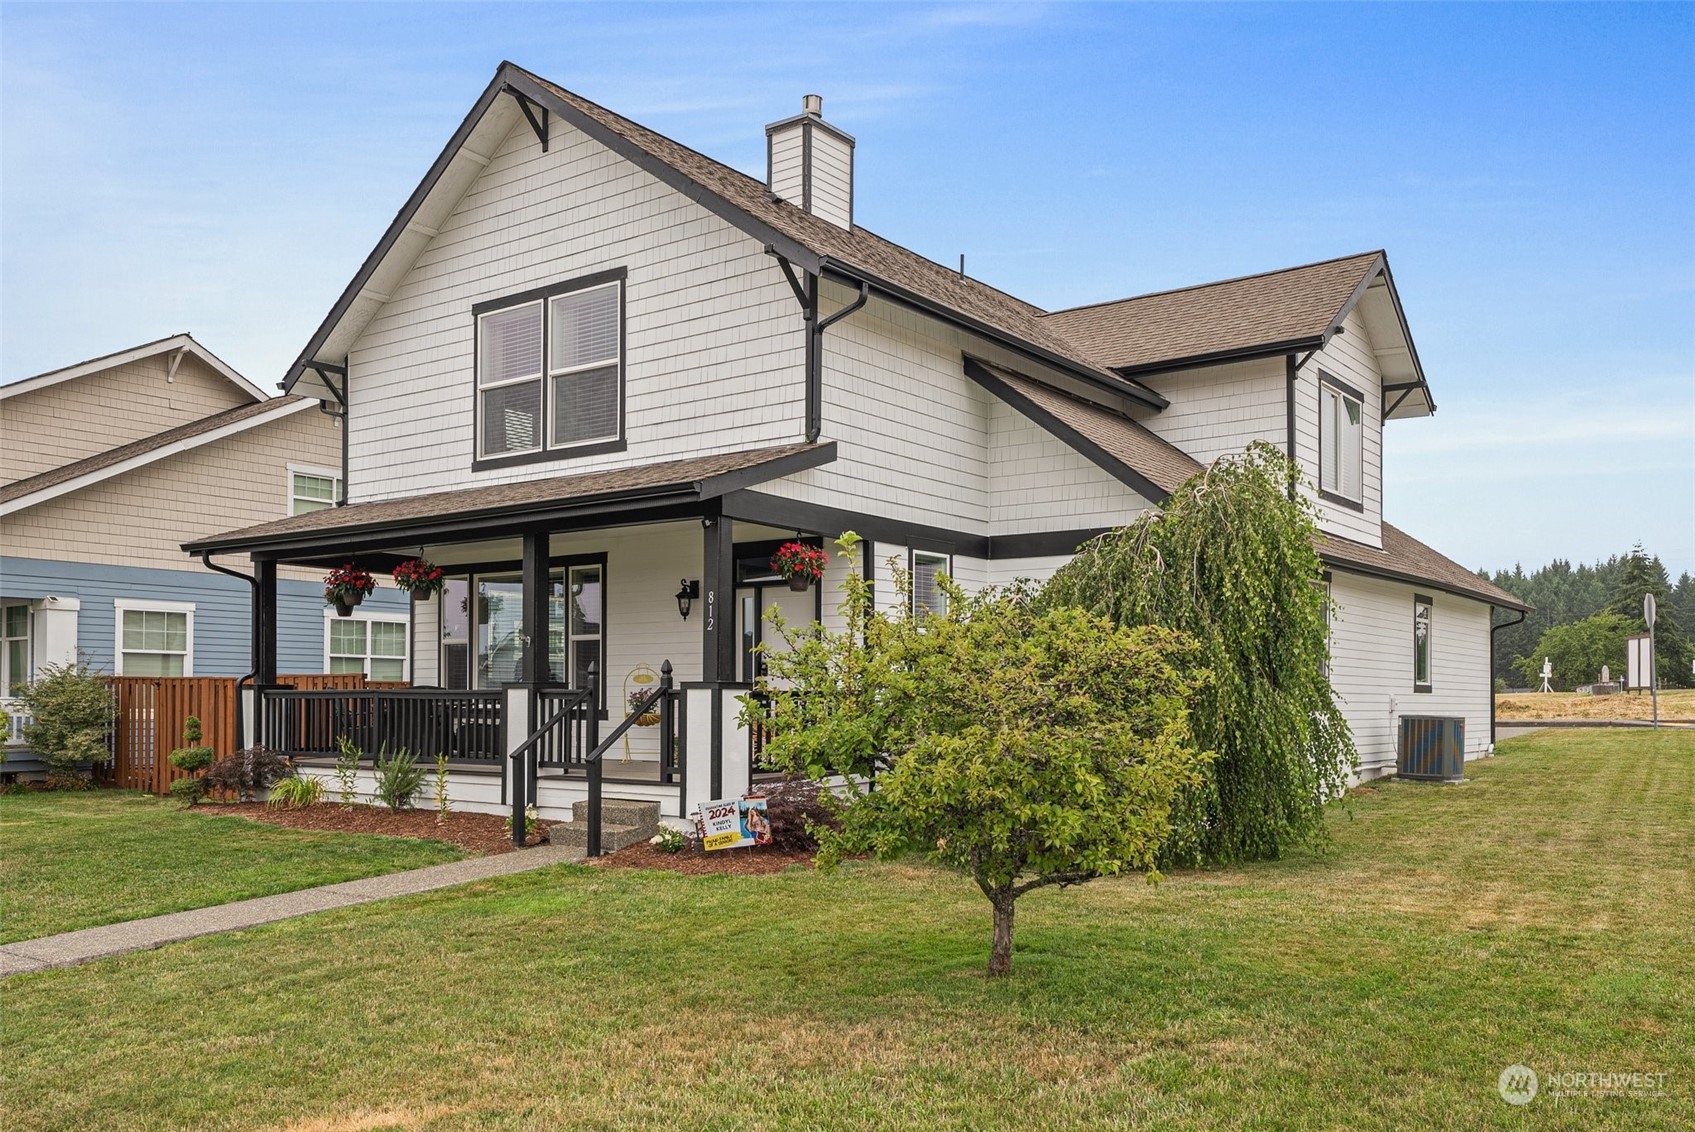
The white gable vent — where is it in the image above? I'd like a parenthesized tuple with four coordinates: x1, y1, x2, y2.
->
(765, 94, 855, 229)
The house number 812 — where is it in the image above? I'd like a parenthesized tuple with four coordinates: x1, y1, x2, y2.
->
(705, 590, 715, 632)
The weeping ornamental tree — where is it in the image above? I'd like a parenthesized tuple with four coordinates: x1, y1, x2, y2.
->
(1040, 442, 1355, 865)
(750, 537, 1212, 976)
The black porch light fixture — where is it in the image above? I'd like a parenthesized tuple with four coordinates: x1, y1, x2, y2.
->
(675, 579, 701, 621)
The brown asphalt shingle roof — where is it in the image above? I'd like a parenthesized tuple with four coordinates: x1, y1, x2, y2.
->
(1039, 251, 1384, 373)
(521, 70, 1137, 384)
(1321, 524, 1526, 610)
(1, 397, 308, 504)
(182, 442, 833, 553)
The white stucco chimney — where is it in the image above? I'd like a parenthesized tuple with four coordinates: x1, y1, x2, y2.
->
(765, 95, 855, 228)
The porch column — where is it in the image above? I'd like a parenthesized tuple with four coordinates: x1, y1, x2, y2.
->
(254, 557, 278, 685)
(520, 529, 551, 685)
(701, 510, 737, 799)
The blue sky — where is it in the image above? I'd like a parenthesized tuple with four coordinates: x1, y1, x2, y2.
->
(3, 2, 1691, 575)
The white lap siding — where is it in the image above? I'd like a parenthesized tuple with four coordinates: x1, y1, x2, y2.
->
(1327, 571, 1494, 779)
(345, 116, 803, 503)
(1293, 308, 1384, 547)
(1137, 358, 1285, 467)
(988, 397, 1153, 536)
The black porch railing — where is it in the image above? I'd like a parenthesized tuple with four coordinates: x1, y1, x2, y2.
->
(261, 688, 505, 764)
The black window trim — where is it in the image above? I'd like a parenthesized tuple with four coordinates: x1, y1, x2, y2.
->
(1413, 591, 1433, 693)
(1316, 370, 1367, 513)
(471, 267, 628, 471)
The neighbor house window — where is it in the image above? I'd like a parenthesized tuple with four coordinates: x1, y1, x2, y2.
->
(475, 271, 624, 462)
(328, 614, 409, 683)
(115, 601, 193, 676)
(911, 551, 951, 617)
(1320, 378, 1364, 504)
(2, 604, 29, 696)
(290, 468, 342, 515)
(1413, 595, 1433, 692)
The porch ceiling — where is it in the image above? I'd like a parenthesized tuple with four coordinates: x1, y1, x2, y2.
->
(182, 442, 835, 560)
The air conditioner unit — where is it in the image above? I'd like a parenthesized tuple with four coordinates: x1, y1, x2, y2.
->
(1397, 716, 1465, 782)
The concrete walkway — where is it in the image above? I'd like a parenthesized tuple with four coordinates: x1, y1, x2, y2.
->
(0, 843, 582, 979)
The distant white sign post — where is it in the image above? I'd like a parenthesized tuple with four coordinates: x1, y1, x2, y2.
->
(1539, 657, 1554, 694)
(1645, 593, 1658, 729)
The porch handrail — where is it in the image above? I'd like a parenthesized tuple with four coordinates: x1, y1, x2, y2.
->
(506, 661, 675, 853)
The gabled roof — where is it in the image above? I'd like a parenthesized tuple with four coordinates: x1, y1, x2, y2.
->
(964, 358, 1202, 503)
(182, 441, 837, 557)
(280, 62, 1164, 413)
(1040, 252, 1434, 419)
(0, 397, 316, 517)
(0, 333, 267, 404)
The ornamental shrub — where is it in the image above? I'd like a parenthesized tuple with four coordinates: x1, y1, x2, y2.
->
(15, 660, 113, 776)
(1040, 442, 1356, 866)
(167, 715, 215, 807)
(204, 746, 291, 802)
(372, 746, 424, 811)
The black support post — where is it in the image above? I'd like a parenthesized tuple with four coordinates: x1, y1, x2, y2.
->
(701, 509, 737, 682)
(521, 529, 550, 685)
(254, 557, 278, 686)
(586, 663, 602, 857)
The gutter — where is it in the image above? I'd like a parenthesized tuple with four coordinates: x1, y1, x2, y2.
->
(1489, 607, 1529, 747)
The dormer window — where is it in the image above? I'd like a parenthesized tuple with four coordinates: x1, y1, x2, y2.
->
(1319, 376, 1364, 507)
(474, 269, 625, 466)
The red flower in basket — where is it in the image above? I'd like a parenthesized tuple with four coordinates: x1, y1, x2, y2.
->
(771, 542, 828, 591)
(392, 558, 446, 598)
(324, 564, 376, 613)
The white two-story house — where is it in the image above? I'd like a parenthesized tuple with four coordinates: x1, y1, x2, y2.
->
(186, 63, 1524, 838)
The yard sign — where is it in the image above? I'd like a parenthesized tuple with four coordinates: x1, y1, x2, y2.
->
(698, 795, 770, 851)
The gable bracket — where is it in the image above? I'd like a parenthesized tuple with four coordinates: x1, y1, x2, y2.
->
(506, 87, 550, 151)
(306, 361, 347, 407)
(165, 346, 187, 384)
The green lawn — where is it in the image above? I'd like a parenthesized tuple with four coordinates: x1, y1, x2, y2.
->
(0, 791, 463, 943)
(4, 730, 1691, 1130)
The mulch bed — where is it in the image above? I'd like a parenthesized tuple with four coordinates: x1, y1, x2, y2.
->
(196, 802, 549, 856)
(590, 839, 815, 875)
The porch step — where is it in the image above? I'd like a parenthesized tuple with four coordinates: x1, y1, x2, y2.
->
(570, 798, 660, 835)
(544, 798, 662, 854)
(546, 820, 653, 854)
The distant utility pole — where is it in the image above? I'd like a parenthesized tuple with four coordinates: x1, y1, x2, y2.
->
(1644, 593, 1658, 729)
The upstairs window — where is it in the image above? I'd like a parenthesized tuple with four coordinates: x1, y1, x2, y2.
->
(290, 468, 342, 515)
(1320, 378, 1364, 505)
(475, 271, 624, 464)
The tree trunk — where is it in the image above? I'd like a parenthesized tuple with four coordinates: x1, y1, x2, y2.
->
(988, 890, 1016, 976)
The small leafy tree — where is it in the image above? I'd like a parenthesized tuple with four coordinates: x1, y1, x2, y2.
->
(167, 716, 215, 806)
(434, 753, 451, 823)
(1040, 443, 1354, 865)
(750, 536, 1211, 975)
(15, 660, 113, 779)
(1513, 613, 1631, 690)
(333, 735, 361, 807)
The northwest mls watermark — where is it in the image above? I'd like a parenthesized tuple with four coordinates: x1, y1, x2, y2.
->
(1498, 1063, 1670, 1104)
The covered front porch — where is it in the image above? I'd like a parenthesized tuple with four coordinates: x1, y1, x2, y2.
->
(184, 444, 843, 846)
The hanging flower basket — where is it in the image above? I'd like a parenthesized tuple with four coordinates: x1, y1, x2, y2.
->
(627, 690, 660, 727)
(392, 558, 446, 600)
(771, 541, 827, 592)
(323, 564, 375, 616)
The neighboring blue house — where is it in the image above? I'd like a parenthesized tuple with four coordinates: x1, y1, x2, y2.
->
(1, 335, 407, 774)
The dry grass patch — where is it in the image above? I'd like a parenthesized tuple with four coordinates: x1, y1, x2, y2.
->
(1497, 689, 1695, 721)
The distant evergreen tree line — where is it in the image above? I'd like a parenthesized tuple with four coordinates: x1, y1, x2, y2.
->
(1482, 545, 1694, 690)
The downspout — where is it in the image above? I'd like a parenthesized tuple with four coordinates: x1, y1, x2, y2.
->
(198, 551, 258, 747)
(1489, 607, 1528, 747)
(769, 250, 869, 444)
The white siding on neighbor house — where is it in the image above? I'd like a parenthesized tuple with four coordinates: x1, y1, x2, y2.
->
(344, 115, 804, 503)
(1137, 357, 1285, 467)
(988, 397, 1153, 536)
(1294, 308, 1383, 547)
(1327, 570, 1493, 779)
(1, 353, 254, 483)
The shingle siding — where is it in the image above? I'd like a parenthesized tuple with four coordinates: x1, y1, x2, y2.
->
(2, 353, 252, 483)
(1295, 308, 1384, 547)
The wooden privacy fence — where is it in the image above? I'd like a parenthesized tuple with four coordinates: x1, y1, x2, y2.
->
(103, 674, 401, 795)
